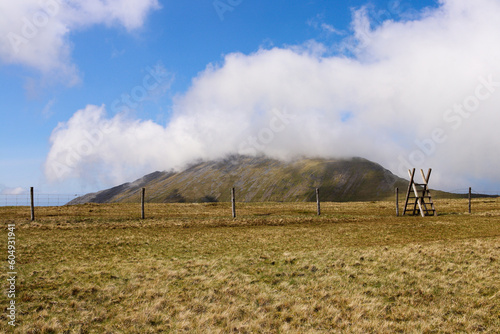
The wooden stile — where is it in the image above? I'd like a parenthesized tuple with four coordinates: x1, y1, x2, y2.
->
(402, 168, 437, 217)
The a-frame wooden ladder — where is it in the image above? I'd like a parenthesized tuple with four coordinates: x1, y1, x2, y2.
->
(403, 168, 437, 217)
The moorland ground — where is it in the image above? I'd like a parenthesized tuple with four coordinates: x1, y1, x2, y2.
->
(0, 198, 499, 333)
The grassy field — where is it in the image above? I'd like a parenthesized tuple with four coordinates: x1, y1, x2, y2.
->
(1, 198, 499, 333)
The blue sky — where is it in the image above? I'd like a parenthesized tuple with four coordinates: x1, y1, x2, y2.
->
(3, 0, 500, 196)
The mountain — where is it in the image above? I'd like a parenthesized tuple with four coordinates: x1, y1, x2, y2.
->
(69, 155, 416, 204)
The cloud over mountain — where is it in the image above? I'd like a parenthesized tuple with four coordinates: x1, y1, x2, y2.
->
(45, 0, 500, 192)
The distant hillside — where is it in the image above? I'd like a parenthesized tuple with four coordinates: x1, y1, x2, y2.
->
(69, 155, 418, 204)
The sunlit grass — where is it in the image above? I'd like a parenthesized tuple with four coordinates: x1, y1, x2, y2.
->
(1, 198, 499, 332)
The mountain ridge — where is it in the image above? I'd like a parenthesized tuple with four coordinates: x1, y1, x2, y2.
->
(69, 155, 426, 204)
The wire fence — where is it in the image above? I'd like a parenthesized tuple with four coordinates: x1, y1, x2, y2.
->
(0, 189, 498, 208)
(0, 187, 499, 223)
(0, 186, 498, 212)
(0, 194, 82, 207)
(449, 189, 500, 197)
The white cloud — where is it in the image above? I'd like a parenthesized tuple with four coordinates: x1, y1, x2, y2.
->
(321, 23, 343, 35)
(0, 187, 26, 195)
(307, 14, 344, 36)
(42, 98, 56, 118)
(45, 0, 500, 192)
(0, 0, 160, 84)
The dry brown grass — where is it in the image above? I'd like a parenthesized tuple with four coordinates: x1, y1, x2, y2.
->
(0, 198, 499, 333)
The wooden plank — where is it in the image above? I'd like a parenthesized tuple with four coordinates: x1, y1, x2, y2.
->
(412, 198, 418, 215)
(403, 168, 416, 215)
(396, 187, 399, 217)
(425, 168, 432, 184)
(412, 181, 425, 217)
(469, 187, 472, 214)
(231, 188, 236, 218)
(316, 188, 320, 216)
(141, 188, 145, 219)
(30, 187, 35, 221)
(417, 197, 425, 217)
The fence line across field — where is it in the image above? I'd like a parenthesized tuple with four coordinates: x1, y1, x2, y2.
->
(0, 193, 82, 207)
(2, 186, 498, 221)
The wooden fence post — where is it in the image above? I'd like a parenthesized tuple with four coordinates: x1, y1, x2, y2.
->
(231, 188, 236, 218)
(316, 188, 320, 216)
(468, 187, 472, 214)
(396, 187, 399, 217)
(30, 187, 35, 221)
(141, 188, 145, 219)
